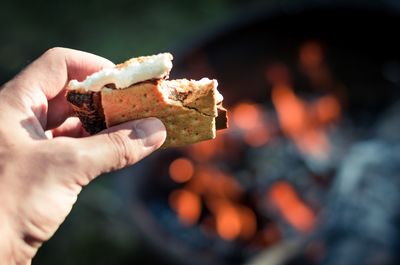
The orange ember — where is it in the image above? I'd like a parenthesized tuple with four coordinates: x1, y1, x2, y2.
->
(232, 102, 263, 131)
(313, 95, 341, 124)
(298, 41, 337, 90)
(244, 124, 270, 147)
(271, 85, 306, 136)
(268, 181, 316, 232)
(169, 158, 195, 183)
(215, 203, 242, 241)
(183, 166, 257, 241)
(189, 168, 243, 200)
(295, 128, 330, 158)
(186, 133, 225, 162)
(231, 102, 271, 147)
(206, 198, 257, 241)
(238, 206, 257, 239)
(271, 84, 340, 157)
(169, 189, 201, 226)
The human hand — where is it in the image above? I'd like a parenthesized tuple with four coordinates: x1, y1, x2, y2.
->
(0, 48, 166, 265)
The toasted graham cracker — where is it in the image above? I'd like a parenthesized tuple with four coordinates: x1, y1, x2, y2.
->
(101, 80, 219, 148)
(163, 79, 218, 116)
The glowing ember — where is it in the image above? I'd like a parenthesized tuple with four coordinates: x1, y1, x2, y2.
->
(205, 197, 257, 241)
(295, 128, 330, 158)
(313, 95, 341, 124)
(231, 102, 271, 147)
(169, 189, 201, 226)
(271, 84, 340, 158)
(237, 206, 257, 240)
(203, 169, 243, 199)
(244, 123, 270, 147)
(268, 181, 316, 232)
(186, 134, 225, 162)
(271, 85, 306, 136)
(188, 167, 243, 200)
(169, 158, 195, 183)
(269, 42, 341, 158)
(215, 203, 242, 241)
(232, 102, 263, 131)
(171, 164, 258, 241)
(213, 205, 257, 241)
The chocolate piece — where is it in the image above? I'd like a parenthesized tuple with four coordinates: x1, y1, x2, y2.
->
(66, 90, 106, 134)
(216, 106, 228, 130)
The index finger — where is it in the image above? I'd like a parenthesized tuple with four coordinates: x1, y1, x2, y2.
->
(2, 47, 115, 129)
(9, 47, 115, 99)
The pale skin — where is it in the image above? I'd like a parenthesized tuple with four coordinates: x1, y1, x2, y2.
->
(0, 47, 167, 265)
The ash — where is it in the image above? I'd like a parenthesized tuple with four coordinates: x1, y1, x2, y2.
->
(311, 141, 400, 265)
(249, 102, 400, 265)
(288, 105, 400, 265)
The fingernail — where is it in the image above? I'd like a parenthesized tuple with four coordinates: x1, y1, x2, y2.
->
(134, 118, 166, 147)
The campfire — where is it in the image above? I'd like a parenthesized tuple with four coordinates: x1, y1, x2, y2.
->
(163, 39, 342, 245)
(117, 4, 400, 265)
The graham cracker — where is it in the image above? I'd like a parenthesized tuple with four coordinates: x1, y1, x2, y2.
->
(101, 80, 219, 148)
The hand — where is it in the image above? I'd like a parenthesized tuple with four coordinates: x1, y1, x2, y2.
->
(0, 48, 166, 265)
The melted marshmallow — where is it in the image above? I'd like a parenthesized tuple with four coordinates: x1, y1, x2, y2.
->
(198, 78, 224, 103)
(68, 53, 173, 92)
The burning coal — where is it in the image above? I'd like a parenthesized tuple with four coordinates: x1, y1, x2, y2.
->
(165, 40, 343, 247)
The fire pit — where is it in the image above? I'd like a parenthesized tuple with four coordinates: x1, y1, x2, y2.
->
(115, 2, 400, 265)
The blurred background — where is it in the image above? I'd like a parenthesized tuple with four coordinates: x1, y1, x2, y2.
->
(0, 0, 254, 84)
(1, 0, 400, 265)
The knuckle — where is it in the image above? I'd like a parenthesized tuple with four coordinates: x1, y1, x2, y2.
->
(45, 47, 65, 55)
(66, 145, 85, 166)
(106, 132, 136, 169)
(43, 47, 68, 59)
(49, 140, 81, 166)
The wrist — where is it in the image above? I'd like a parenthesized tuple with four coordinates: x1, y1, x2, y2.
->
(0, 220, 12, 264)
(0, 217, 36, 265)
(0, 194, 35, 265)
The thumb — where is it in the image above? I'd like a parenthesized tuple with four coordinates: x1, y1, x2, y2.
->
(75, 117, 166, 176)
